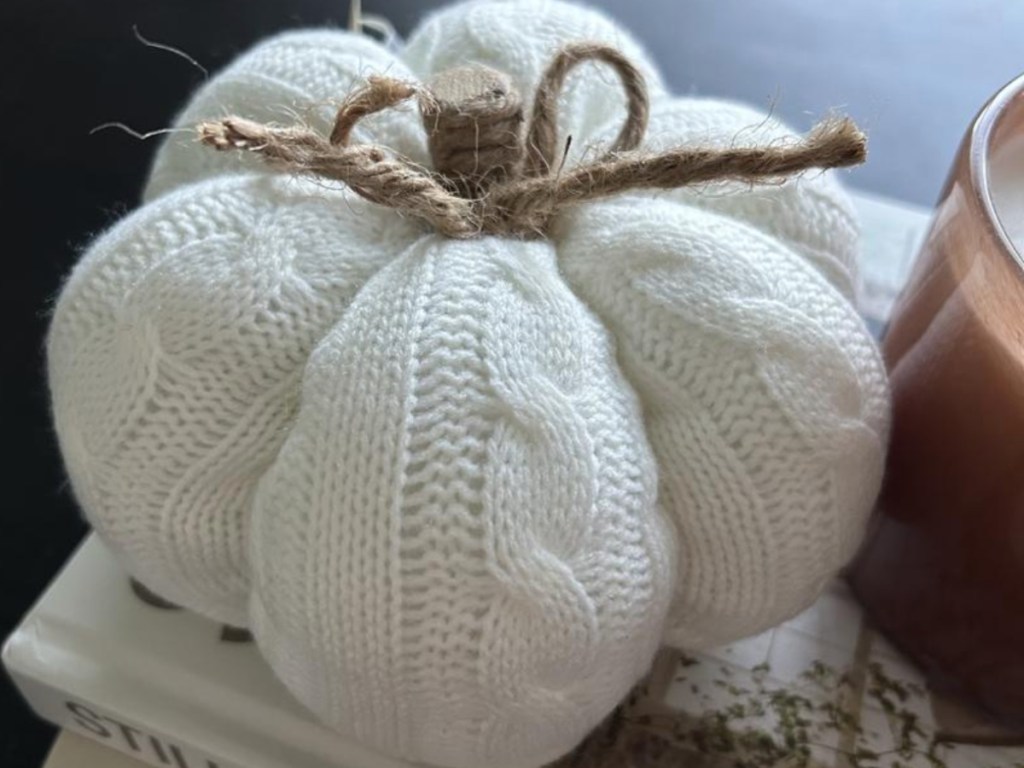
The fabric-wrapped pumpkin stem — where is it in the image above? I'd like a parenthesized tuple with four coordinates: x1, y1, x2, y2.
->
(198, 42, 867, 238)
(419, 65, 526, 195)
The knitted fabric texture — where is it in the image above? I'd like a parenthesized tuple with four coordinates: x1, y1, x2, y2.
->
(47, 2, 890, 767)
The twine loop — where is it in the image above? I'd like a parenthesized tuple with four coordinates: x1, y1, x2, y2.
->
(199, 42, 866, 239)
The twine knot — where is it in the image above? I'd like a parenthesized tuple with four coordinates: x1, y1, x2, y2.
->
(199, 42, 866, 239)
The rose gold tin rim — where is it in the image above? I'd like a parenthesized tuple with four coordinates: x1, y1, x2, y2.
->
(971, 71, 1024, 268)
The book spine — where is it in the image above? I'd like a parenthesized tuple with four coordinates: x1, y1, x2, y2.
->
(6, 663, 242, 768)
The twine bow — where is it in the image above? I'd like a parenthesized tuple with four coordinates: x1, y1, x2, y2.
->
(199, 42, 866, 239)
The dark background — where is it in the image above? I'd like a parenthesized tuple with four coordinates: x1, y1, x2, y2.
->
(2, 1, 1021, 765)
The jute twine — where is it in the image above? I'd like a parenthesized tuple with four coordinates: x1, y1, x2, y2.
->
(199, 42, 866, 238)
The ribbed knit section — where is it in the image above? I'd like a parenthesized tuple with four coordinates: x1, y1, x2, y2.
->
(557, 197, 887, 648)
(48, 175, 422, 626)
(249, 237, 671, 767)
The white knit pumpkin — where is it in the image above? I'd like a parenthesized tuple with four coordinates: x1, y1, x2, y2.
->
(47, 2, 889, 767)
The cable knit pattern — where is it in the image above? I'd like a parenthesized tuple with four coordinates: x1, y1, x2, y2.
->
(251, 237, 673, 768)
(144, 32, 429, 202)
(554, 197, 887, 648)
(47, 2, 890, 767)
(48, 175, 423, 625)
(584, 97, 863, 299)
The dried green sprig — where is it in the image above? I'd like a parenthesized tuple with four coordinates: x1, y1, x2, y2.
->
(550, 656, 959, 768)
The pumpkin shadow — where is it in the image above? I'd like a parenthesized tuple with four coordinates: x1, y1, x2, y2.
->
(128, 577, 253, 644)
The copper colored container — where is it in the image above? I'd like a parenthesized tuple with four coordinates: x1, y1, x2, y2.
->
(849, 73, 1024, 728)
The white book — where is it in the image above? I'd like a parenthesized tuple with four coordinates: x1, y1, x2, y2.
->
(3, 534, 409, 768)
(44, 730, 169, 768)
(16, 192, 1021, 768)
